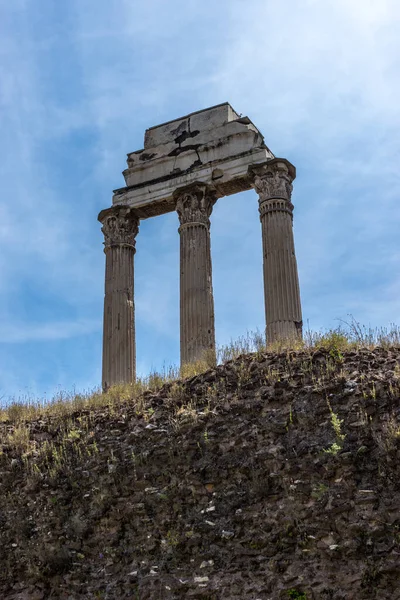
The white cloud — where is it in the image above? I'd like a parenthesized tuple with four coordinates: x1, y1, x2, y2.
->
(0, 318, 101, 344)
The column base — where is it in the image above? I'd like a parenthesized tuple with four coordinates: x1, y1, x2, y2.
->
(267, 320, 303, 345)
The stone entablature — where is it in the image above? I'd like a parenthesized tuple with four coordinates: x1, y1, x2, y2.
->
(112, 103, 274, 219)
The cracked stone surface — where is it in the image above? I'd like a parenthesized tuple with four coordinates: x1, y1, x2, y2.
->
(112, 102, 274, 218)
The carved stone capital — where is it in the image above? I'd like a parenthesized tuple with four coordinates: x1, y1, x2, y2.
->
(249, 158, 296, 204)
(98, 206, 139, 250)
(174, 183, 217, 229)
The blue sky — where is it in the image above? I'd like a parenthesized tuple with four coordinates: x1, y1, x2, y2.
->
(1, 0, 399, 402)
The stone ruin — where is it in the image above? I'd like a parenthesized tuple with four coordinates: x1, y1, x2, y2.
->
(98, 103, 302, 390)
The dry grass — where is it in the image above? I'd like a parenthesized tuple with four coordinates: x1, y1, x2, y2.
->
(0, 371, 175, 425)
(0, 318, 399, 429)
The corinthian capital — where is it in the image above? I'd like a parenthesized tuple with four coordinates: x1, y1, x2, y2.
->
(98, 206, 139, 249)
(174, 183, 217, 228)
(249, 159, 296, 203)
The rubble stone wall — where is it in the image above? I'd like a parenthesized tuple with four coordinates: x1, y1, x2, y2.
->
(1, 347, 400, 599)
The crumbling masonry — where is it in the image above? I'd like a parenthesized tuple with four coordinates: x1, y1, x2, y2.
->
(99, 103, 302, 389)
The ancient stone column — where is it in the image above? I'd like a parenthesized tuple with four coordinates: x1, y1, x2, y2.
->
(98, 206, 139, 390)
(250, 159, 302, 343)
(174, 183, 216, 366)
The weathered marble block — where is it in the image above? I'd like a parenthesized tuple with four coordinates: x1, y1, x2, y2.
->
(113, 102, 273, 218)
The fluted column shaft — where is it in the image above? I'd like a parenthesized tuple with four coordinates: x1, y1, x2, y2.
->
(251, 159, 302, 343)
(99, 207, 139, 390)
(174, 184, 216, 366)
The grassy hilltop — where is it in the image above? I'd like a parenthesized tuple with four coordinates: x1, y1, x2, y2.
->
(1, 326, 400, 599)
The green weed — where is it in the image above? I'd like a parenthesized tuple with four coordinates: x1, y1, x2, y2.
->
(287, 589, 307, 600)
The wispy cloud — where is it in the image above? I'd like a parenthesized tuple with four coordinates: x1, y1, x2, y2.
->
(0, 319, 100, 344)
